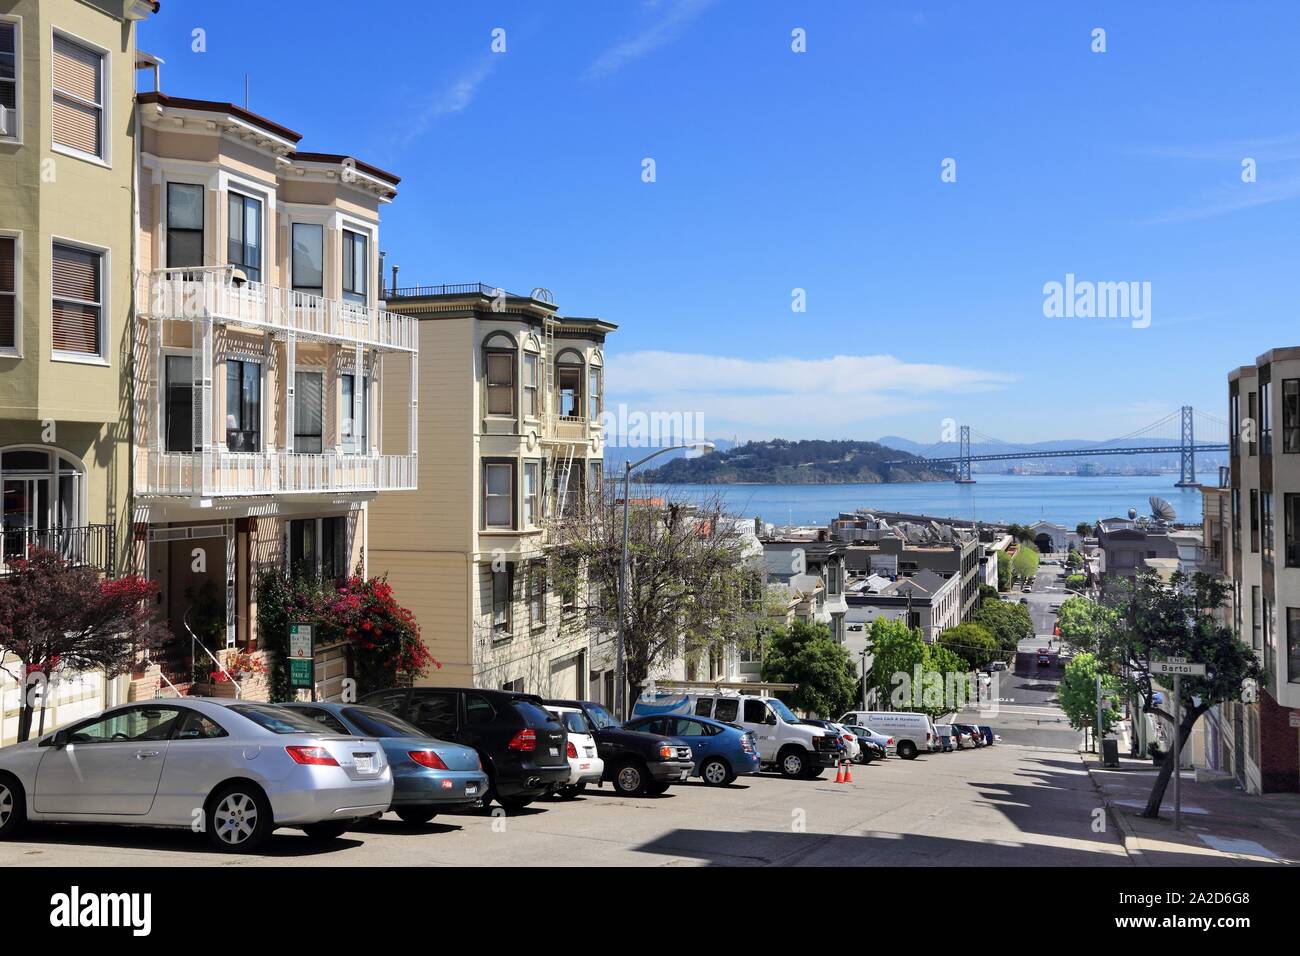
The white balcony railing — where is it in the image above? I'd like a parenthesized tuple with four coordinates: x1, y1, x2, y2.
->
(139, 450, 418, 498)
(143, 267, 417, 353)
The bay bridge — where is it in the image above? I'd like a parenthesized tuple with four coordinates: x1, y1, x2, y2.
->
(883, 406, 1230, 487)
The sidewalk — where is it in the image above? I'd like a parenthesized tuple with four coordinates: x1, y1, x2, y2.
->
(1081, 751, 1300, 866)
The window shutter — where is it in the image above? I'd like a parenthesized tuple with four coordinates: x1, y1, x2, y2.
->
(52, 36, 101, 156)
(0, 236, 13, 348)
(51, 244, 100, 354)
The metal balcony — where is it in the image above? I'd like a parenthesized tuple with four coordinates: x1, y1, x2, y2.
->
(143, 267, 417, 353)
(138, 450, 418, 498)
(1, 524, 116, 576)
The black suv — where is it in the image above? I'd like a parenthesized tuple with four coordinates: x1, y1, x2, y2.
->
(361, 687, 569, 811)
(545, 699, 695, 796)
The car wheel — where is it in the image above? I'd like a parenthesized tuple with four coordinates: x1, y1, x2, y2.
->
(612, 760, 647, 795)
(861, 753, 874, 765)
(897, 741, 918, 760)
(395, 806, 439, 824)
(497, 795, 534, 813)
(301, 821, 350, 841)
(0, 776, 26, 840)
(645, 780, 671, 796)
(207, 783, 273, 852)
(777, 747, 807, 779)
(555, 783, 586, 800)
(700, 757, 732, 786)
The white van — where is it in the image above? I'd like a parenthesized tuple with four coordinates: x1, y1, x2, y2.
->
(633, 690, 842, 779)
(836, 711, 935, 759)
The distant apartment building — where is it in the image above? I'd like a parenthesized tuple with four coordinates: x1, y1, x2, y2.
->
(1095, 516, 1181, 591)
(1222, 349, 1300, 793)
(762, 538, 849, 641)
(367, 285, 615, 701)
(131, 88, 416, 695)
(0, 0, 158, 742)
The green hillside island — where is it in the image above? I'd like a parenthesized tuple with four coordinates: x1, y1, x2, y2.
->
(638, 440, 951, 484)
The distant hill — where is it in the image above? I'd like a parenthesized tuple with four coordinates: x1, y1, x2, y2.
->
(638, 439, 949, 484)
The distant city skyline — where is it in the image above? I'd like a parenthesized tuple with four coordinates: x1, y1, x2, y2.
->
(142, 1, 1300, 442)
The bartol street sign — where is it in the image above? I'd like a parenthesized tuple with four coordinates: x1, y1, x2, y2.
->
(1150, 658, 1206, 676)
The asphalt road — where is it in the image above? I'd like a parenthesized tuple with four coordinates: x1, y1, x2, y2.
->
(973, 557, 1080, 750)
(0, 740, 1127, 867)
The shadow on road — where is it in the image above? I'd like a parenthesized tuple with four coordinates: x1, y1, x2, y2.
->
(9, 822, 362, 857)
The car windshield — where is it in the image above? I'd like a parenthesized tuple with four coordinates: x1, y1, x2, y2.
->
(229, 704, 330, 735)
(581, 703, 619, 730)
(341, 706, 427, 738)
(767, 699, 800, 724)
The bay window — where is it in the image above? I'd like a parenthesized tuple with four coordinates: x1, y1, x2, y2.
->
(294, 370, 324, 454)
(52, 33, 104, 160)
(225, 359, 261, 452)
(482, 459, 515, 530)
(342, 228, 367, 303)
(166, 183, 204, 269)
(341, 373, 369, 454)
(291, 222, 323, 295)
(51, 241, 103, 359)
(227, 192, 262, 282)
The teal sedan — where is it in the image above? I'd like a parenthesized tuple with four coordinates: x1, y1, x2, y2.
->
(282, 702, 487, 824)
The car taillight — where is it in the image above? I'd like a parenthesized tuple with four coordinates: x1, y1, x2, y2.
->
(926, 732, 931, 741)
(285, 745, 338, 766)
(658, 743, 675, 759)
(409, 750, 449, 770)
(507, 728, 537, 752)
(566, 741, 578, 759)
(742, 736, 755, 753)
(888, 738, 894, 746)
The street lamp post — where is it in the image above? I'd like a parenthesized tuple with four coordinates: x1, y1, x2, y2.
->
(614, 441, 715, 720)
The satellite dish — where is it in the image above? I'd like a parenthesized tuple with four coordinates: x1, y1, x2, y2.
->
(1149, 496, 1177, 523)
(1128, 508, 1138, 520)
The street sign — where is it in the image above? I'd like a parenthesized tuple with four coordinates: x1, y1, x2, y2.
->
(1290, 712, 1300, 729)
(1151, 660, 1206, 676)
(288, 623, 314, 692)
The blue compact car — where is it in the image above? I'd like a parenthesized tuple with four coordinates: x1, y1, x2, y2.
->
(623, 714, 761, 786)
(281, 702, 488, 823)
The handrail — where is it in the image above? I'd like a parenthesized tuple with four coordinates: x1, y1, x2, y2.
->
(183, 607, 241, 698)
(156, 668, 184, 699)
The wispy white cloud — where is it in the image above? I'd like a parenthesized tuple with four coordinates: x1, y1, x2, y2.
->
(1144, 173, 1300, 224)
(1137, 132, 1300, 223)
(606, 351, 1014, 439)
(394, 57, 497, 147)
(584, 0, 717, 80)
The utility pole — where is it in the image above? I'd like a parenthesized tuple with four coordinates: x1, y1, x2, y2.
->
(1173, 673, 1182, 830)
(1095, 672, 1104, 754)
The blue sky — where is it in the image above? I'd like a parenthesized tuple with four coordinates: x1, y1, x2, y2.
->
(141, 1, 1300, 445)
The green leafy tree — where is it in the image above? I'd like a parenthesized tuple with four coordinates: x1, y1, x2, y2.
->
(1075, 522, 1094, 538)
(978, 583, 999, 606)
(920, 643, 973, 720)
(1011, 543, 1040, 582)
(1065, 549, 1084, 570)
(938, 622, 998, 670)
(996, 551, 1012, 591)
(971, 599, 1033, 656)
(866, 617, 925, 709)
(1099, 570, 1263, 819)
(761, 620, 859, 718)
(1055, 595, 1115, 655)
(1059, 653, 1119, 743)
(1065, 573, 1087, 591)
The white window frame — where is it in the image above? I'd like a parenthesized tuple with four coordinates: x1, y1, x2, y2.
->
(162, 177, 208, 271)
(340, 370, 370, 455)
(159, 346, 196, 453)
(50, 27, 109, 168)
(49, 235, 109, 365)
(222, 353, 266, 454)
(0, 229, 22, 357)
(291, 364, 325, 455)
(523, 460, 540, 527)
(336, 213, 376, 309)
(482, 459, 515, 530)
(1, 15, 23, 145)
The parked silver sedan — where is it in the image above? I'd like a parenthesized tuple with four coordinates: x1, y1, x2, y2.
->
(0, 698, 393, 852)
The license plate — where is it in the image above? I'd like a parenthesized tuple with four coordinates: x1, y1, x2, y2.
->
(579, 762, 590, 770)
(354, 755, 375, 773)
(549, 747, 559, 756)
(465, 784, 478, 796)
(679, 770, 689, 781)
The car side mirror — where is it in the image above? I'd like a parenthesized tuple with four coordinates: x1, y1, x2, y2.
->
(41, 730, 67, 748)
(765, 714, 777, 725)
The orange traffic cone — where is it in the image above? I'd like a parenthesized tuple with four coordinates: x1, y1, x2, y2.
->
(843, 760, 854, 783)
(834, 761, 846, 784)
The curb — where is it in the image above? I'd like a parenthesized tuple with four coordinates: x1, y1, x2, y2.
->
(1078, 751, 1149, 866)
